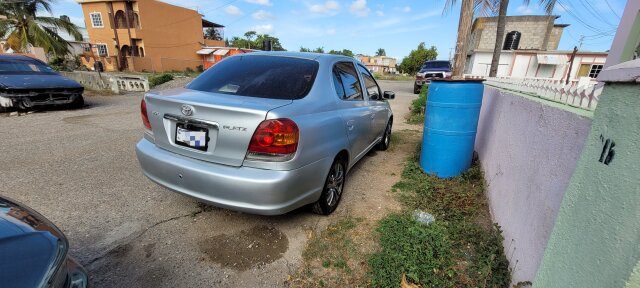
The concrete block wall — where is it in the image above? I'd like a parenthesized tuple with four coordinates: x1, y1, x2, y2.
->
(472, 16, 562, 51)
(61, 71, 149, 94)
(475, 86, 593, 284)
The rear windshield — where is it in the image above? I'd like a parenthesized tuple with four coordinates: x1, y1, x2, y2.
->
(187, 55, 319, 100)
(0, 59, 56, 75)
(421, 61, 450, 70)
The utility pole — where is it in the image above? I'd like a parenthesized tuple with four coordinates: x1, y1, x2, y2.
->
(578, 35, 585, 50)
(565, 46, 578, 85)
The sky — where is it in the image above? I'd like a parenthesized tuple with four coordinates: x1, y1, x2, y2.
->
(49, 0, 625, 62)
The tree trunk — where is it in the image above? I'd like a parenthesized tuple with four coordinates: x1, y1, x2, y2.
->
(489, 0, 509, 77)
(452, 0, 474, 79)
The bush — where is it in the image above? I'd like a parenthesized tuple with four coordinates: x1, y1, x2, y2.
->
(407, 85, 428, 124)
(149, 73, 174, 87)
(196, 65, 204, 72)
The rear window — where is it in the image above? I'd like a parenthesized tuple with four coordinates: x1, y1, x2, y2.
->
(187, 55, 319, 100)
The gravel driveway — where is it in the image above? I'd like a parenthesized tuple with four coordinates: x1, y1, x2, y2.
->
(0, 80, 418, 287)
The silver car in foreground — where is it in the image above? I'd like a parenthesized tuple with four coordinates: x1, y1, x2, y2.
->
(136, 52, 394, 215)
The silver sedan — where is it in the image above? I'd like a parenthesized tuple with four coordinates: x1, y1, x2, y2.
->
(136, 52, 394, 215)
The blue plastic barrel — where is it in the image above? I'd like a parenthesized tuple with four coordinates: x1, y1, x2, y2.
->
(419, 79, 484, 178)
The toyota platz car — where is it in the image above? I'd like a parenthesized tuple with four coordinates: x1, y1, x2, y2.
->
(136, 52, 395, 215)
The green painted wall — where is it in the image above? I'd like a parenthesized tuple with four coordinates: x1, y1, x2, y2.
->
(534, 83, 640, 287)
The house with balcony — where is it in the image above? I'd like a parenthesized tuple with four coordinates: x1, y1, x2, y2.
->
(77, 0, 225, 72)
(465, 15, 608, 81)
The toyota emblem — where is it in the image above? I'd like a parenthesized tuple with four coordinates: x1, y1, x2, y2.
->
(181, 104, 194, 116)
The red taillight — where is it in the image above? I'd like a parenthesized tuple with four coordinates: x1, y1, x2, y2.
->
(247, 118, 299, 160)
(141, 99, 152, 130)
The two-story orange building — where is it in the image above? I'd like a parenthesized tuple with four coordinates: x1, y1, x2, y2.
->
(78, 0, 225, 72)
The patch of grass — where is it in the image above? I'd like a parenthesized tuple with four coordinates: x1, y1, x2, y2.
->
(303, 217, 360, 263)
(407, 85, 428, 124)
(373, 72, 415, 81)
(149, 73, 174, 87)
(369, 214, 454, 287)
(292, 216, 369, 287)
(369, 144, 511, 287)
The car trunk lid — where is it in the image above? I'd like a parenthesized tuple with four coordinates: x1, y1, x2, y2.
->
(145, 88, 292, 167)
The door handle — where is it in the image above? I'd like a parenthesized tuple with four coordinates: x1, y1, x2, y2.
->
(370, 114, 375, 120)
(346, 120, 355, 131)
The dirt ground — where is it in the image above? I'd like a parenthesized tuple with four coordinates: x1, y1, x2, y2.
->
(0, 80, 420, 287)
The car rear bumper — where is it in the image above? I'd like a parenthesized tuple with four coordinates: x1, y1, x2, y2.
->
(136, 139, 330, 215)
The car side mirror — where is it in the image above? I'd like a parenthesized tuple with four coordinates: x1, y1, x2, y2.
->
(382, 91, 395, 100)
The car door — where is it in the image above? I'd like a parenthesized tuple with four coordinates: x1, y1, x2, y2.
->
(332, 61, 373, 161)
(356, 64, 387, 143)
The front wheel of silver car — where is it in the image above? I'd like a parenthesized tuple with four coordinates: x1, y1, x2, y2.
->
(312, 158, 346, 215)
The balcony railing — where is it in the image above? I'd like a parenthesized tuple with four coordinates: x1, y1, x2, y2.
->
(483, 76, 603, 111)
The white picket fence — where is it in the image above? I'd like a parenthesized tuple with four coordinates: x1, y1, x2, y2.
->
(483, 76, 603, 111)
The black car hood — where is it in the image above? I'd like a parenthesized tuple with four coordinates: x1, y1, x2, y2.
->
(0, 73, 83, 90)
(0, 197, 66, 288)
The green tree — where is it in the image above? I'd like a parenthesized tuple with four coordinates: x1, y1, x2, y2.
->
(0, 0, 83, 56)
(328, 49, 354, 57)
(375, 48, 386, 56)
(399, 43, 438, 74)
(204, 28, 223, 41)
(244, 30, 257, 48)
(312, 47, 325, 53)
(228, 36, 248, 48)
(300, 46, 312, 52)
(254, 34, 286, 51)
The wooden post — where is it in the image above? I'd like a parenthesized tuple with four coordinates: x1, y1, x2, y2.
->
(565, 46, 578, 85)
(451, 0, 474, 79)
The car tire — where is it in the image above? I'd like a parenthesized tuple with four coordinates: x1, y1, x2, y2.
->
(311, 157, 347, 215)
(413, 83, 420, 94)
(68, 95, 84, 110)
(377, 120, 392, 151)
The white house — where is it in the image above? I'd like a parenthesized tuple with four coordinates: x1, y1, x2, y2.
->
(467, 49, 608, 80)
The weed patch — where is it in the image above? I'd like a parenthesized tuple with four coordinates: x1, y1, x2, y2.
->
(149, 73, 174, 87)
(407, 85, 428, 124)
(370, 144, 511, 287)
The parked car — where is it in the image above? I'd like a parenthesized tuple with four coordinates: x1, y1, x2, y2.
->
(0, 55, 84, 110)
(0, 196, 88, 288)
(136, 52, 395, 215)
(414, 60, 452, 94)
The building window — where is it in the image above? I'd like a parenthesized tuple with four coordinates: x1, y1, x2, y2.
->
(96, 44, 108, 57)
(588, 64, 603, 78)
(90, 12, 103, 28)
(578, 64, 604, 78)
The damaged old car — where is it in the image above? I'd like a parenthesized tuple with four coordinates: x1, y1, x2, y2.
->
(0, 55, 84, 110)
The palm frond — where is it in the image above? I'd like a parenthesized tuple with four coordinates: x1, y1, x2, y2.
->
(36, 16, 83, 41)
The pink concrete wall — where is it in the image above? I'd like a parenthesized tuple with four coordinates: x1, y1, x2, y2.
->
(475, 86, 592, 284)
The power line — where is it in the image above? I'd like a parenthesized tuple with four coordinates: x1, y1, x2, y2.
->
(603, 0, 622, 19)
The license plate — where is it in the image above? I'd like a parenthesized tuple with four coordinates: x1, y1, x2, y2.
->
(175, 123, 208, 151)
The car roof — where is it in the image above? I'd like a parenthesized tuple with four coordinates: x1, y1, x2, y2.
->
(242, 51, 355, 62)
(0, 54, 39, 61)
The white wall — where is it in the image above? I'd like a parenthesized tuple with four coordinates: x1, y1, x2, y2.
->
(474, 52, 608, 79)
(468, 51, 512, 76)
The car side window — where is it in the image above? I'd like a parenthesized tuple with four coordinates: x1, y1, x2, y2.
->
(332, 62, 363, 101)
(357, 64, 382, 100)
